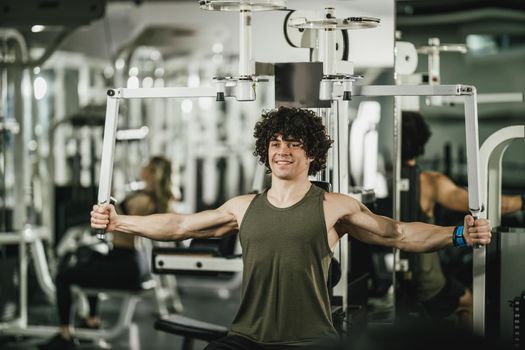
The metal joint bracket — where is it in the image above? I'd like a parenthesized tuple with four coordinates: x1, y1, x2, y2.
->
(470, 204, 485, 214)
(106, 89, 121, 99)
(459, 85, 476, 95)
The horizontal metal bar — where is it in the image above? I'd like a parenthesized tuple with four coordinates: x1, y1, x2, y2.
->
(477, 92, 524, 103)
(352, 84, 473, 97)
(116, 126, 149, 141)
(154, 255, 243, 272)
(0, 233, 22, 244)
(0, 227, 50, 244)
(441, 92, 524, 105)
(117, 86, 220, 99)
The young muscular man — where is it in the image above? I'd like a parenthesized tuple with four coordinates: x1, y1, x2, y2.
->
(91, 107, 491, 350)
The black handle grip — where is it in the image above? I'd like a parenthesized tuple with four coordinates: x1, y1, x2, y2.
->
(95, 229, 107, 242)
(94, 198, 116, 242)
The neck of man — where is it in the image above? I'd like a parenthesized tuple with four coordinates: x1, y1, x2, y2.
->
(267, 174, 312, 207)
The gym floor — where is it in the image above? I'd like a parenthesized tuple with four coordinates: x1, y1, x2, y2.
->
(0, 272, 395, 350)
(0, 277, 241, 350)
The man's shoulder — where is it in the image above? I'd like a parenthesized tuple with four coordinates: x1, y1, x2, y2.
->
(233, 193, 257, 202)
(324, 192, 359, 206)
(221, 194, 258, 223)
(223, 193, 257, 209)
(323, 192, 362, 223)
(324, 191, 354, 199)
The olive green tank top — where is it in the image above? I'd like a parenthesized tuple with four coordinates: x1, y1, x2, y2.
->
(229, 184, 338, 345)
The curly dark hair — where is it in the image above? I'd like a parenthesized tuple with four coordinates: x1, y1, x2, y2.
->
(401, 111, 432, 162)
(253, 106, 333, 175)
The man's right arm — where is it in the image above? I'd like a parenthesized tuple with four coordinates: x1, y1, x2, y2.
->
(91, 200, 239, 241)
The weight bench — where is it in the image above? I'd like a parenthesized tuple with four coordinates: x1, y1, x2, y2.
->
(151, 239, 239, 350)
(71, 279, 156, 347)
(154, 314, 228, 350)
(152, 235, 243, 299)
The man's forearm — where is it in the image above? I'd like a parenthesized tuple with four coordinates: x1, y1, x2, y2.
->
(115, 213, 182, 241)
(364, 217, 453, 252)
(397, 222, 454, 253)
(339, 220, 453, 253)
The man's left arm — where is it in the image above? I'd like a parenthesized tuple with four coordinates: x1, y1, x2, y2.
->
(335, 195, 491, 253)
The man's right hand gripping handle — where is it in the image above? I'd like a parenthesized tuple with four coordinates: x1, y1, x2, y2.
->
(91, 203, 117, 240)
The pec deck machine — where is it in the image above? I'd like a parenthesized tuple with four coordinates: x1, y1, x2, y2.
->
(95, 0, 491, 337)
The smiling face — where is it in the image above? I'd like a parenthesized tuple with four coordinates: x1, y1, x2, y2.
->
(254, 107, 333, 177)
(268, 134, 313, 181)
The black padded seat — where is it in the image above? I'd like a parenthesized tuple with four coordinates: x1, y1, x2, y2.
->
(154, 314, 228, 342)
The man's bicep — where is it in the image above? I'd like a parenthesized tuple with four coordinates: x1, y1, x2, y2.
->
(341, 201, 394, 237)
(336, 221, 397, 247)
(182, 205, 238, 237)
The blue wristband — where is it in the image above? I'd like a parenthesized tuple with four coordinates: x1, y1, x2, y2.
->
(453, 226, 467, 248)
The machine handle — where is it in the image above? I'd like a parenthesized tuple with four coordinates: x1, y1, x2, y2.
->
(94, 197, 116, 242)
(470, 208, 484, 249)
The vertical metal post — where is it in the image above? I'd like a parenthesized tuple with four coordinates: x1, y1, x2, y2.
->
(476, 126, 524, 337)
(330, 100, 348, 312)
(323, 28, 336, 76)
(392, 97, 402, 222)
(338, 101, 350, 194)
(427, 38, 440, 85)
(1, 29, 31, 329)
(463, 91, 482, 216)
(392, 95, 403, 319)
(331, 101, 340, 193)
(472, 235, 487, 336)
(319, 108, 331, 182)
(0, 66, 6, 233)
(19, 68, 33, 325)
(185, 117, 198, 213)
(19, 234, 28, 327)
(322, 7, 336, 77)
(463, 90, 485, 336)
(96, 90, 120, 238)
(239, 6, 253, 78)
(338, 100, 350, 314)
(22, 69, 33, 222)
(236, 6, 256, 101)
(12, 63, 26, 230)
